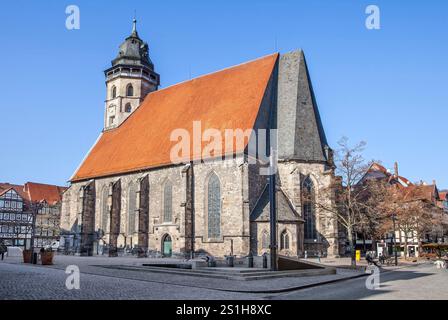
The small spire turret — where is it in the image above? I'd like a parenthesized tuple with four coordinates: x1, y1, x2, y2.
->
(131, 18, 138, 37)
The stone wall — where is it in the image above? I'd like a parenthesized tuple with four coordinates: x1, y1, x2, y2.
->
(104, 75, 157, 130)
(277, 160, 339, 257)
(61, 155, 251, 257)
(251, 221, 300, 257)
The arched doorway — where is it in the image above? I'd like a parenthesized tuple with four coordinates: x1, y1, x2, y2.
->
(162, 234, 172, 257)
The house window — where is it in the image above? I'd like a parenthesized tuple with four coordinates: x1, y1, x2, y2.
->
(207, 173, 221, 239)
(109, 116, 115, 126)
(302, 176, 317, 240)
(125, 103, 132, 113)
(126, 84, 134, 97)
(127, 182, 136, 235)
(163, 181, 173, 223)
(111, 86, 117, 99)
(280, 230, 290, 250)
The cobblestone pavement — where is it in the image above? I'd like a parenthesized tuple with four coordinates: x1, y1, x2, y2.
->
(0, 261, 261, 300)
(0, 255, 364, 297)
(1, 255, 440, 300)
(268, 262, 448, 300)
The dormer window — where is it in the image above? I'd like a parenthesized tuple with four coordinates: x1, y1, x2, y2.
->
(126, 84, 134, 97)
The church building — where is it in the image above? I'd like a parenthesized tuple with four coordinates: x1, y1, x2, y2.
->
(60, 20, 340, 258)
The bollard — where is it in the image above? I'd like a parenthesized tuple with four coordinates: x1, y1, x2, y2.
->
(247, 252, 254, 268)
(226, 255, 234, 267)
(262, 253, 267, 269)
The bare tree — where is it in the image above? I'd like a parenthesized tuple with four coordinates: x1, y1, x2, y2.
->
(375, 183, 439, 259)
(309, 137, 444, 266)
(311, 137, 374, 267)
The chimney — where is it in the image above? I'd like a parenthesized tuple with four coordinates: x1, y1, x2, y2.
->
(394, 162, 399, 178)
(433, 179, 436, 186)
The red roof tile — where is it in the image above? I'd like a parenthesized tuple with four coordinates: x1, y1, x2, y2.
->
(24, 182, 66, 205)
(71, 53, 279, 182)
(370, 163, 388, 174)
(402, 184, 436, 202)
(0, 182, 66, 205)
(0, 183, 29, 200)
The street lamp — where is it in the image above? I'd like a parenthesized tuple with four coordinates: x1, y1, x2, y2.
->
(269, 146, 278, 271)
(29, 201, 43, 264)
(392, 213, 398, 266)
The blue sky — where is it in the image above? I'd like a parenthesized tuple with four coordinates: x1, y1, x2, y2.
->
(0, 0, 447, 188)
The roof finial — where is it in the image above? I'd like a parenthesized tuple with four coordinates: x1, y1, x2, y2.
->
(132, 18, 137, 34)
(132, 10, 137, 34)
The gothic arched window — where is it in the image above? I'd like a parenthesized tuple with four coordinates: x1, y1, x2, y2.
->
(261, 230, 269, 249)
(163, 180, 173, 223)
(127, 182, 137, 235)
(101, 186, 109, 233)
(207, 173, 221, 239)
(280, 230, 290, 250)
(125, 103, 132, 113)
(302, 176, 317, 240)
(126, 84, 134, 97)
(111, 86, 117, 99)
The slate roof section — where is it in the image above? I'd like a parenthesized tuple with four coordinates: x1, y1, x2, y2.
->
(111, 19, 153, 69)
(250, 184, 304, 223)
(277, 50, 330, 162)
(72, 53, 279, 182)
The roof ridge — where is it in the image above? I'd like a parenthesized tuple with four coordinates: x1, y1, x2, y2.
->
(149, 52, 279, 95)
(25, 181, 66, 188)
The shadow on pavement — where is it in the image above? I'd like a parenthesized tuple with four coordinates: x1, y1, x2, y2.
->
(270, 265, 437, 300)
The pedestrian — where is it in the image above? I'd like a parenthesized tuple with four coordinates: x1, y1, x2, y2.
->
(366, 252, 379, 267)
(0, 241, 7, 261)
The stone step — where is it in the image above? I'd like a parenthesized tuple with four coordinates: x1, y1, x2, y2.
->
(98, 264, 336, 281)
(199, 267, 268, 274)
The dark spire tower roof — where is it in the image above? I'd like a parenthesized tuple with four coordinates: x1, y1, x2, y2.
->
(111, 19, 154, 69)
(276, 50, 331, 163)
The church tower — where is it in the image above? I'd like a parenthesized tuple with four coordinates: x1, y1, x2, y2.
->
(103, 19, 160, 130)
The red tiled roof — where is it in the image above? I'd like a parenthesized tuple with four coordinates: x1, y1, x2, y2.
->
(370, 163, 388, 174)
(439, 191, 447, 201)
(71, 53, 279, 182)
(0, 183, 29, 200)
(397, 176, 413, 186)
(24, 182, 67, 205)
(366, 162, 413, 187)
(402, 184, 436, 202)
(0, 182, 66, 205)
